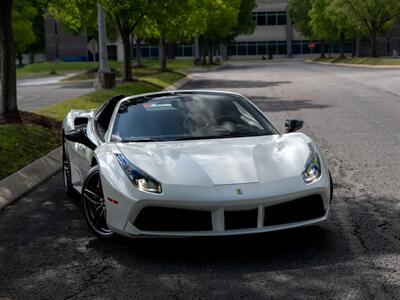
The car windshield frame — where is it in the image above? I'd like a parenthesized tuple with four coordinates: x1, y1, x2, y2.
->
(109, 91, 279, 143)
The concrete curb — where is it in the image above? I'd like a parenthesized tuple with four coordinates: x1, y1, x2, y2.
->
(165, 74, 195, 90)
(0, 147, 62, 211)
(306, 59, 400, 69)
(0, 72, 196, 211)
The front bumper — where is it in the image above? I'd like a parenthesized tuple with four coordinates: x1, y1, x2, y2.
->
(98, 152, 331, 238)
(103, 179, 331, 238)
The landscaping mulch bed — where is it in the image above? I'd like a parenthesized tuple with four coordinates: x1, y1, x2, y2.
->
(0, 111, 61, 134)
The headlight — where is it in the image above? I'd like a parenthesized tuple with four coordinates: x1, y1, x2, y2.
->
(115, 153, 162, 194)
(302, 143, 321, 184)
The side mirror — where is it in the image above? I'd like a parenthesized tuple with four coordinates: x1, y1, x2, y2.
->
(65, 126, 97, 150)
(285, 119, 304, 133)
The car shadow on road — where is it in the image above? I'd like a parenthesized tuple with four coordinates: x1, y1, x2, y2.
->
(86, 208, 352, 275)
(249, 96, 331, 112)
(1, 173, 400, 298)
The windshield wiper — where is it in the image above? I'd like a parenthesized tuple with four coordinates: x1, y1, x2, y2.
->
(121, 137, 159, 143)
(169, 133, 265, 141)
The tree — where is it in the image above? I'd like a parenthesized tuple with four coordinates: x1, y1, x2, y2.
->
(200, 0, 241, 64)
(309, 0, 340, 58)
(47, 0, 118, 65)
(340, 0, 400, 57)
(13, 0, 38, 65)
(288, 0, 313, 39)
(0, 0, 17, 114)
(231, 0, 257, 36)
(147, 0, 209, 70)
(101, 0, 148, 81)
(47, 0, 98, 35)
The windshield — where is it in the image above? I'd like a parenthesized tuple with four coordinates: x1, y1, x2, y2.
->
(111, 92, 278, 142)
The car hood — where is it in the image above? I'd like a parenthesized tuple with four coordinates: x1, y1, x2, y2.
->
(116, 134, 310, 186)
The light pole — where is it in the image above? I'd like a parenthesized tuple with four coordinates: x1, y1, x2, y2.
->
(96, 2, 115, 89)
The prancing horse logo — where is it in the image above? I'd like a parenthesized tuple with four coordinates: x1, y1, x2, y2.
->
(236, 188, 243, 195)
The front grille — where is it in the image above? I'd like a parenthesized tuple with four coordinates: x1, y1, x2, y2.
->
(264, 195, 325, 226)
(225, 209, 258, 230)
(133, 206, 212, 232)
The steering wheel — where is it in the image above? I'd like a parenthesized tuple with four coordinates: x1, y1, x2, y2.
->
(205, 115, 237, 128)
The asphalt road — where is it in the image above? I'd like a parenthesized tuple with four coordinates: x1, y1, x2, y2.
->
(17, 75, 94, 111)
(1, 61, 400, 299)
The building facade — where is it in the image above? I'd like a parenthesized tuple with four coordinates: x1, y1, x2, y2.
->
(44, 0, 399, 61)
(44, 16, 88, 61)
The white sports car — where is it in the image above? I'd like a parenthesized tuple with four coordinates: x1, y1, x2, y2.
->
(63, 90, 332, 239)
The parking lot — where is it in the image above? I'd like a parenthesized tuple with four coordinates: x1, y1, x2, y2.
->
(1, 61, 400, 299)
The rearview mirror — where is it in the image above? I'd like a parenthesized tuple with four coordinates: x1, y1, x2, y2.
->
(285, 119, 304, 133)
(65, 126, 97, 150)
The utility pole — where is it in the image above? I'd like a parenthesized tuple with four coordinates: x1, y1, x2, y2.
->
(95, 2, 115, 89)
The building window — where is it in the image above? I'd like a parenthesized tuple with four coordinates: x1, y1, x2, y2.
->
(277, 12, 287, 25)
(227, 41, 287, 56)
(252, 11, 287, 26)
(257, 12, 267, 26)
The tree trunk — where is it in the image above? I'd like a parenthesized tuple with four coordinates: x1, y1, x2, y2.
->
(356, 38, 360, 57)
(320, 39, 326, 58)
(208, 42, 214, 64)
(339, 32, 345, 58)
(121, 31, 132, 81)
(0, 0, 17, 114)
(371, 29, 378, 57)
(18, 52, 23, 66)
(167, 42, 176, 59)
(135, 38, 142, 67)
(199, 37, 207, 65)
(352, 38, 357, 57)
(159, 37, 167, 71)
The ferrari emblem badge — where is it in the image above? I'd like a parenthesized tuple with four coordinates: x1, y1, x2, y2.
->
(236, 188, 243, 195)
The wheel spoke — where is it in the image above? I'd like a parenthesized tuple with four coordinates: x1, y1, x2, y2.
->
(93, 205, 105, 228)
(83, 189, 103, 205)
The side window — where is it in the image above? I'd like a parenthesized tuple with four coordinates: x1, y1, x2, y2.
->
(233, 101, 263, 130)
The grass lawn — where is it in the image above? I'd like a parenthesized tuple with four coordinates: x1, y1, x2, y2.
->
(16, 61, 122, 78)
(35, 81, 159, 121)
(0, 124, 59, 180)
(17, 58, 202, 79)
(36, 69, 185, 121)
(314, 56, 400, 65)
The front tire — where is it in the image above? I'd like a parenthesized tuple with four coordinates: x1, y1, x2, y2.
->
(81, 166, 114, 239)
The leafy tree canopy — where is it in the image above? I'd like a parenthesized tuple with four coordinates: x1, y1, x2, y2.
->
(288, 0, 314, 39)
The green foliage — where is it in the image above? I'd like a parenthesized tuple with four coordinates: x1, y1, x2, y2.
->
(309, 0, 338, 42)
(203, 0, 241, 43)
(145, 0, 208, 42)
(339, 0, 400, 34)
(288, 0, 314, 39)
(47, 0, 117, 40)
(101, 0, 148, 33)
(13, 0, 38, 53)
(290, 0, 400, 57)
(232, 0, 257, 36)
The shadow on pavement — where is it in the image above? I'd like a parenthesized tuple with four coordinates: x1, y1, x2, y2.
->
(249, 96, 331, 112)
(187, 79, 291, 89)
(1, 173, 399, 298)
(58, 82, 94, 89)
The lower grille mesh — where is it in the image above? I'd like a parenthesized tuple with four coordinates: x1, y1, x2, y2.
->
(264, 194, 325, 226)
(134, 206, 212, 232)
